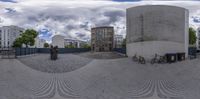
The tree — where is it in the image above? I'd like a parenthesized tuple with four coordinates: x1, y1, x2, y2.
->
(13, 38, 22, 48)
(44, 43, 49, 48)
(20, 29, 38, 47)
(13, 29, 38, 48)
(82, 44, 91, 49)
(122, 38, 126, 48)
(189, 27, 197, 45)
(65, 45, 76, 48)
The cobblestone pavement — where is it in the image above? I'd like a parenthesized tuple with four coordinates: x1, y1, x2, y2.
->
(0, 54, 200, 99)
(17, 54, 93, 73)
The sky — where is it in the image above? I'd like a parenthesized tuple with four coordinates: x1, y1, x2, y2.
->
(0, 0, 200, 43)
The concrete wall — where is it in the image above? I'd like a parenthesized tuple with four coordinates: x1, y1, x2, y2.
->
(197, 27, 200, 50)
(126, 5, 189, 59)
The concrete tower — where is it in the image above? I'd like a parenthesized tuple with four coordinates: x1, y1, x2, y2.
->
(126, 5, 189, 59)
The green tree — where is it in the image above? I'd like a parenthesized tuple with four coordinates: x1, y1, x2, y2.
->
(44, 43, 49, 48)
(122, 38, 126, 48)
(13, 38, 22, 48)
(65, 45, 75, 48)
(189, 27, 197, 45)
(20, 29, 38, 47)
(13, 29, 38, 48)
(82, 44, 91, 48)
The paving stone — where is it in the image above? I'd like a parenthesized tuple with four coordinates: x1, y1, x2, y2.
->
(17, 54, 93, 73)
(0, 54, 200, 99)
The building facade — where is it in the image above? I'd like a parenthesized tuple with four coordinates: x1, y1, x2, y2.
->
(52, 35, 65, 48)
(114, 34, 123, 48)
(126, 5, 189, 59)
(0, 25, 24, 48)
(91, 26, 114, 52)
(197, 27, 200, 50)
(64, 38, 87, 48)
(35, 37, 46, 48)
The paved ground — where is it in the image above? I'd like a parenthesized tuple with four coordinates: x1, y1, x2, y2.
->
(0, 53, 200, 99)
(76, 52, 126, 59)
(18, 54, 93, 73)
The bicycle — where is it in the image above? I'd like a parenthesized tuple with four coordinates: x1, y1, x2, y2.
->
(151, 54, 166, 64)
(132, 54, 138, 62)
(138, 56, 146, 64)
(132, 54, 146, 64)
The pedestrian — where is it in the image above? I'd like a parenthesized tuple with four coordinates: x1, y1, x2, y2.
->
(55, 46, 58, 60)
(52, 46, 58, 60)
(50, 45, 53, 60)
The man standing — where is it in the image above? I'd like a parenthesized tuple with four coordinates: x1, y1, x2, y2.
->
(50, 45, 53, 60)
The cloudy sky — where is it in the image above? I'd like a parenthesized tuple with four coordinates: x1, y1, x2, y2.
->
(0, 0, 200, 43)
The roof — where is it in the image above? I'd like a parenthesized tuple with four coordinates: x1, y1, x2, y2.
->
(127, 5, 188, 11)
(91, 26, 114, 29)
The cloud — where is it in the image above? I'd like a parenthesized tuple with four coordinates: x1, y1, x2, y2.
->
(113, 0, 141, 2)
(192, 16, 200, 23)
(4, 8, 16, 13)
(0, 0, 17, 3)
(0, 0, 200, 42)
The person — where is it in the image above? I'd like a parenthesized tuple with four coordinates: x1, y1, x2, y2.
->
(50, 45, 53, 60)
(54, 46, 58, 60)
(52, 46, 58, 60)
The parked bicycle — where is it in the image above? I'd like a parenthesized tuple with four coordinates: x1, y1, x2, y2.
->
(151, 54, 166, 64)
(132, 54, 146, 64)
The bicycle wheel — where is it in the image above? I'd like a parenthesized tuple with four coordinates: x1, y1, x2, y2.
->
(132, 56, 138, 62)
(159, 56, 166, 64)
(139, 57, 146, 64)
(151, 58, 156, 64)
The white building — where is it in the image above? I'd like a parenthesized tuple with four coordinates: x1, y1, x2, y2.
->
(197, 27, 200, 50)
(0, 25, 24, 48)
(64, 38, 87, 48)
(86, 39, 91, 46)
(52, 35, 65, 48)
(114, 34, 123, 48)
(35, 37, 46, 48)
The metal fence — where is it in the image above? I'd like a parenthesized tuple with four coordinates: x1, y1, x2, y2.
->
(15, 48, 91, 56)
(113, 48, 126, 55)
(1, 48, 16, 59)
(37, 48, 91, 53)
(188, 47, 197, 59)
(15, 48, 38, 56)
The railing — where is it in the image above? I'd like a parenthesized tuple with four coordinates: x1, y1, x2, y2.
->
(15, 48, 91, 56)
(188, 47, 197, 59)
(37, 48, 91, 53)
(14, 48, 127, 57)
(1, 48, 16, 59)
(113, 48, 126, 55)
(15, 48, 38, 56)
